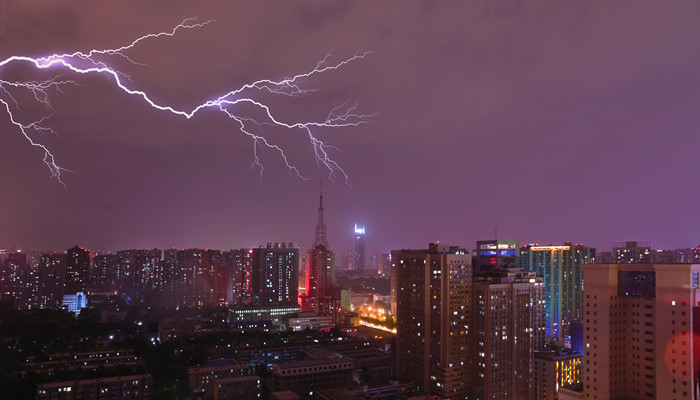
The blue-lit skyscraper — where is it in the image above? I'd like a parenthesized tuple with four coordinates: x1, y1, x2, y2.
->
(520, 243, 595, 343)
(353, 224, 366, 271)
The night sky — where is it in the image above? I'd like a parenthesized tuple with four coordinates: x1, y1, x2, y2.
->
(2, 1, 700, 255)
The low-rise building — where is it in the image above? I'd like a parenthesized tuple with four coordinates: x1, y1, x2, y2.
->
(285, 311, 334, 331)
(22, 349, 140, 376)
(271, 348, 353, 394)
(188, 364, 247, 399)
(36, 374, 152, 400)
(228, 304, 300, 330)
(212, 375, 262, 400)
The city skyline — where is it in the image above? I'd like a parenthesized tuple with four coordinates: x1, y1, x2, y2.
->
(2, 2, 700, 256)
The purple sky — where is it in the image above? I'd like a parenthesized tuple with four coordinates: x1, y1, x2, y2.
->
(1, 1, 700, 255)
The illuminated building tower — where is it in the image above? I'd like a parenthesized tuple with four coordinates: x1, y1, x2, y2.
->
(213, 261, 229, 306)
(470, 269, 545, 400)
(613, 241, 651, 263)
(91, 253, 118, 291)
(354, 224, 366, 271)
(116, 249, 162, 288)
(473, 239, 519, 275)
(304, 184, 336, 313)
(378, 253, 391, 275)
(393, 243, 471, 399)
(251, 243, 299, 306)
(193, 262, 216, 308)
(519, 243, 595, 343)
(38, 253, 66, 309)
(0, 251, 27, 304)
(176, 248, 205, 307)
(584, 263, 700, 399)
(115, 249, 161, 306)
(159, 249, 179, 307)
(65, 246, 90, 294)
(228, 249, 253, 306)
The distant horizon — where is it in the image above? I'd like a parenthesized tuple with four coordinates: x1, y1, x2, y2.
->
(2, 237, 698, 256)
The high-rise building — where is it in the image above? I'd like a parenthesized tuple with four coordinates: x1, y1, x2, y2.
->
(38, 253, 66, 309)
(393, 243, 471, 399)
(251, 243, 298, 306)
(520, 243, 595, 342)
(470, 269, 545, 400)
(473, 239, 519, 275)
(65, 246, 90, 294)
(389, 252, 398, 315)
(613, 241, 651, 263)
(304, 185, 336, 313)
(115, 249, 161, 305)
(378, 253, 391, 275)
(0, 251, 27, 304)
(228, 249, 253, 306)
(91, 253, 118, 292)
(116, 249, 162, 288)
(354, 224, 366, 271)
(193, 262, 216, 308)
(583, 263, 700, 399)
(176, 249, 204, 307)
(158, 248, 180, 307)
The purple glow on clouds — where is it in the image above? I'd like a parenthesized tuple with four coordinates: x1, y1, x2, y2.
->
(1, 2, 699, 254)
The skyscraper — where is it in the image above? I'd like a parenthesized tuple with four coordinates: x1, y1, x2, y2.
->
(470, 269, 545, 400)
(304, 184, 335, 313)
(584, 263, 700, 399)
(228, 249, 253, 306)
(393, 243, 472, 399)
(38, 253, 66, 310)
(116, 249, 162, 305)
(176, 248, 204, 307)
(159, 248, 180, 307)
(65, 246, 90, 294)
(91, 253, 118, 291)
(353, 224, 366, 271)
(0, 251, 27, 304)
(251, 243, 298, 306)
(520, 243, 595, 342)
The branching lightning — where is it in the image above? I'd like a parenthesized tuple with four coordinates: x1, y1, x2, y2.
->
(0, 18, 372, 186)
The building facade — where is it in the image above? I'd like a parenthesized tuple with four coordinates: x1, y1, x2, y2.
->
(534, 348, 582, 400)
(583, 263, 700, 399)
(251, 243, 299, 306)
(613, 241, 651, 263)
(520, 243, 595, 342)
(470, 269, 545, 400)
(36, 374, 152, 400)
(393, 243, 471, 399)
(473, 240, 519, 275)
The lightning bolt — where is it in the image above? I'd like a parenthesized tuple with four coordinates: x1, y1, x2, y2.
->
(0, 18, 372, 186)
